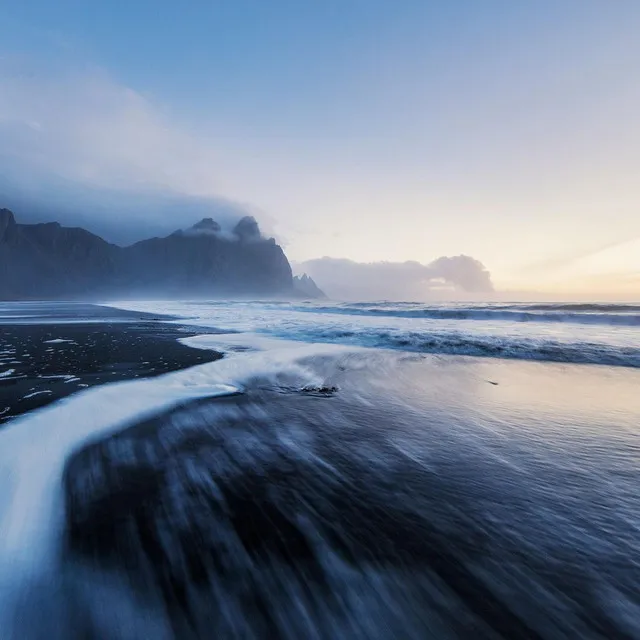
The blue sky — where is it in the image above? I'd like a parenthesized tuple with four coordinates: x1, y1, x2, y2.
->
(1, 1, 640, 297)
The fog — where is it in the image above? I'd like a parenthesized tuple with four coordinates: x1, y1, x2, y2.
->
(0, 181, 257, 246)
(296, 257, 494, 301)
(1, 58, 495, 298)
(0, 59, 264, 244)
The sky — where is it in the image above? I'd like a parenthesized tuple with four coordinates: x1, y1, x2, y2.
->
(1, 0, 639, 299)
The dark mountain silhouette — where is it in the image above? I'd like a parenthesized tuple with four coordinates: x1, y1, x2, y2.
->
(0, 209, 324, 300)
(293, 274, 327, 299)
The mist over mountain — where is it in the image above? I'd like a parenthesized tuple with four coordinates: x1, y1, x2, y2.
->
(0, 176, 267, 247)
(0, 208, 320, 300)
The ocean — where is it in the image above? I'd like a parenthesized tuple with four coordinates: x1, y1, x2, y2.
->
(110, 299, 640, 367)
(1, 300, 639, 638)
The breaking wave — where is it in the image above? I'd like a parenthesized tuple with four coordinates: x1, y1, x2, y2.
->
(282, 327, 640, 368)
(3, 306, 640, 638)
(106, 300, 640, 369)
(283, 303, 640, 326)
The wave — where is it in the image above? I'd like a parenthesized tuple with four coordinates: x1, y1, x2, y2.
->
(518, 303, 640, 312)
(284, 304, 640, 326)
(106, 300, 640, 368)
(0, 334, 363, 635)
(283, 327, 640, 368)
(3, 321, 638, 636)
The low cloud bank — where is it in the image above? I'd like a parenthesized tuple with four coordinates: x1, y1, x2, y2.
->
(296, 256, 493, 301)
(0, 59, 266, 244)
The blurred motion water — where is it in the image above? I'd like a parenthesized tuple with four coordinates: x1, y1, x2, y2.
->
(1, 302, 639, 638)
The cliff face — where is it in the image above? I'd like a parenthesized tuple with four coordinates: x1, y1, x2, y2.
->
(122, 217, 293, 297)
(0, 210, 300, 300)
(0, 209, 121, 299)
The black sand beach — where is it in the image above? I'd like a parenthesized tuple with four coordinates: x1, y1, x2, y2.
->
(2, 302, 640, 639)
(57, 356, 640, 639)
(0, 303, 221, 424)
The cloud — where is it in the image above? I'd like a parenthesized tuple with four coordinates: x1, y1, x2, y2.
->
(0, 58, 269, 243)
(0, 60, 215, 193)
(296, 256, 493, 301)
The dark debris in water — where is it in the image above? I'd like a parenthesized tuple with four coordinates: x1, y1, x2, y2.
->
(268, 383, 339, 397)
(301, 384, 339, 396)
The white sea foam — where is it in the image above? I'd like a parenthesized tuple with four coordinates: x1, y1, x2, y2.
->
(43, 339, 75, 344)
(0, 332, 360, 632)
(23, 391, 53, 399)
(0, 369, 16, 378)
(106, 300, 640, 368)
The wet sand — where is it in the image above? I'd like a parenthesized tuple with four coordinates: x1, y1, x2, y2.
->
(0, 304, 222, 424)
(57, 353, 640, 639)
(3, 303, 640, 638)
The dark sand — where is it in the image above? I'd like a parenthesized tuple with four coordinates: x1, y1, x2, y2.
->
(63, 390, 541, 638)
(4, 303, 640, 638)
(59, 357, 640, 639)
(0, 304, 221, 424)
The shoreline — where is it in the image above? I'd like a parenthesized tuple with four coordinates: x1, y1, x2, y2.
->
(1, 303, 639, 636)
(56, 346, 640, 638)
(0, 304, 222, 425)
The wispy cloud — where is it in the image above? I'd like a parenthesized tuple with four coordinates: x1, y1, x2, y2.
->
(0, 58, 226, 195)
(0, 57, 269, 242)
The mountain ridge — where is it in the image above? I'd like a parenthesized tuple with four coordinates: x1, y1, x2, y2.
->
(0, 209, 325, 300)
